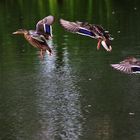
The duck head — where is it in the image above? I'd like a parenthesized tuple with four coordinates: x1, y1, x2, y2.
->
(13, 29, 28, 35)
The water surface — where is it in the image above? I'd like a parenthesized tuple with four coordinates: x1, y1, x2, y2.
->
(0, 0, 140, 140)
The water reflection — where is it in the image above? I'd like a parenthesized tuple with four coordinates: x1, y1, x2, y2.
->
(36, 45, 82, 140)
(95, 115, 113, 140)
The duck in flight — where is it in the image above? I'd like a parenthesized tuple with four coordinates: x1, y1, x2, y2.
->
(13, 15, 55, 58)
(111, 57, 140, 74)
(60, 19, 113, 52)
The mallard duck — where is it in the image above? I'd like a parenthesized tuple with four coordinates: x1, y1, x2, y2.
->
(13, 15, 55, 58)
(111, 57, 140, 74)
(60, 19, 113, 52)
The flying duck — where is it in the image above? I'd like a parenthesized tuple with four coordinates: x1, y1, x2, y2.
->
(60, 19, 113, 52)
(13, 15, 55, 58)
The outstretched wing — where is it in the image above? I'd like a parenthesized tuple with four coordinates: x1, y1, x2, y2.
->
(36, 15, 55, 36)
(60, 19, 96, 38)
(111, 63, 132, 74)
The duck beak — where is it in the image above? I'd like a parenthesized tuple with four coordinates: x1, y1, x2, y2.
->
(101, 40, 112, 52)
(12, 31, 18, 34)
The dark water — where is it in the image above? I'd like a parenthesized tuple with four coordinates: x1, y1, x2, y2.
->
(0, 0, 140, 140)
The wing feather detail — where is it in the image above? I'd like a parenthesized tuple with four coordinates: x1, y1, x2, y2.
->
(111, 64, 132, 74)
(60, 19, 81, 32)
(60, 19, 96, 38)
(36, 15, 54, 35)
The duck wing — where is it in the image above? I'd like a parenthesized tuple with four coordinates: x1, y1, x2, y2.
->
(60, 19, 97, 38)
(29, 30, 46, 43)
(36, 15, 55, 36)
(111, 63, 133, 74)
(131, 66, 140, 73)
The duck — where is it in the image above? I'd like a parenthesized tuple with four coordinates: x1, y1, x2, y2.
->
(13, 15, 55, 58)
(111, 57, 140, 74)
(60, 19, 113, 52)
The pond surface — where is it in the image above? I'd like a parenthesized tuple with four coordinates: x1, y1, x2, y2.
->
(0, 0, 140, 140)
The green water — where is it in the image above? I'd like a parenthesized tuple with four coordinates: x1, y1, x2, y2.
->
(0, 0, 140, 140)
